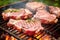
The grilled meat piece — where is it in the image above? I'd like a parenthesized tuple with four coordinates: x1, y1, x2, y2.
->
(23, 19, 44, 36)
(2, 8, 32, 20)
(32, 9, 58, 24)
(7, 19, 44, 36)
(49, 6, 60, 18)
(26, 2, 46, 12)
(7, 19, 22, 32)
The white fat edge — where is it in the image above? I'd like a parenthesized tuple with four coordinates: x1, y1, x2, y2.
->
(25, 9, 32, 15)
(9, 19, 18, 25)
(33, 14, 46, 19)
(7, 12, 11, 16)
(53, 10, 58, 14)
(12, 20, 19, 24)
(8, 8, 13, 10)
(54, 19, 58, 23)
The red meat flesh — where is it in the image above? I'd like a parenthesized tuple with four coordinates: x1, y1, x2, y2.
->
(2, 8, 32, 20)
(7, 19, 44, 36)
(49, 6, 60, 18)
(32, 9, 58, 24)
(26, 2, 46, 12)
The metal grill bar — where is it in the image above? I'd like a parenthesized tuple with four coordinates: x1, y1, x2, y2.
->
(0, 26, 23, 40)
(43, 23, 60, 38)
(52, 24, 60, 33)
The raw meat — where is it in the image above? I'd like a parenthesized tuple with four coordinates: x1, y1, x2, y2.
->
(26, 2, 46, 12)
(2, 8, 32, 20)
(49, 6, 60, 18)
(7, 19, 44, 36)
(32, 9, 58, 24)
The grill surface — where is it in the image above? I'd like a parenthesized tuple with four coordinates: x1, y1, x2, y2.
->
(0, 1, 60, 40)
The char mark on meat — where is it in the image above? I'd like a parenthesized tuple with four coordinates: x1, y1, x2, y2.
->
(7, 19, 44, 36)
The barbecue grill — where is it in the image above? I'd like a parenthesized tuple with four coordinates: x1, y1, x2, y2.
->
(0, 1, 60, 40)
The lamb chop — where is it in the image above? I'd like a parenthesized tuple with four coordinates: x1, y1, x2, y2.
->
(25, 2, 46, 12)
(49, 6, 60, 18)
(2, 8, 32, 20)
(7, 19, 22, 32)
(7, 19, 44, 36)
(32, 9, 58, 24)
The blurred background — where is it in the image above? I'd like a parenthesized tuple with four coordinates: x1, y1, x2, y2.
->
(0, 0, 60, 7)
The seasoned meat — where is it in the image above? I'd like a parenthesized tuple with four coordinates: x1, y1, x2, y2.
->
(7, 19, 44, 36)
(26, 2, 46, 12)
(2, 8, 32, 20)
(49, 6, 60, 18)
(32, 9, 58, 24)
